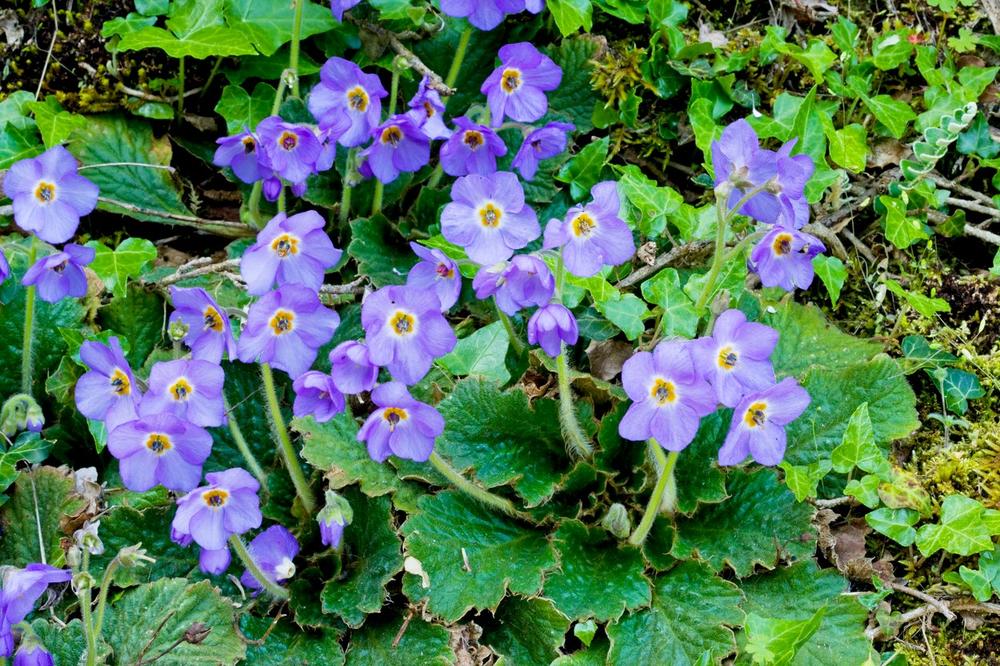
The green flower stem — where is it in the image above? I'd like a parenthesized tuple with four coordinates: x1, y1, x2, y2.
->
(628, 443, 678, 546)
(200, 56, 223, 98)
(21, 239, 38, 395)
(445, 26, 473, 90)
(260, 363, 316, 515)
(372, 68, 401, 216)
(495, 302, 525, 355)
(277, 186, 287, 213)
(339, 149, 356, 226)
(247, 71, 294, 227)
(224, 396, 268, 487)
(229, 534, 290, 600)
(289, 0, 305, 98)
(80, 552, 97, 666)
(556, 349, 593, 459)
(92, 556, 119, 639)
(428, 451, 522, 518)
(176, 56, 185, 117)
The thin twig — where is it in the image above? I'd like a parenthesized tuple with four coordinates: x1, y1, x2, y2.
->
(119, 84, 204, 104)
(235, 608, 285, 646)
(35, 0, 58, 100)
(349, 18, 454, 95)
(884, 580, 956, 622)
(963, 224, 1000, 247)
(156, 259, 241, 287)
(134, 611, 176, 664)
(810, 496, 855, 509)
(944, 197, 1000, 220)
(97, 197, 255, 238)
(866, 603, 937, 640)
(616, 240, 714, 289)
(930, 172, 997, 208)
(392, 610, 414, 648)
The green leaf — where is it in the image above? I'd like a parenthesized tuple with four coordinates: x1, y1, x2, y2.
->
(0, 466, 86, 567)
(483, 596, 571, 664)
(103, 578, 246, 664)
(872, 30, 913, 70)
(26, 97, 86, 148)
(672, 469, 815, 577)
(438, 321, 510, 384)
(136, 0, 169, 15)
(0, 117, 42, 169)
(542, 521, 651, 621)
(826, 123, 867, 173)
(0, 91, 36, 127)
(320, 490, 403, 627)
(117, 0, 255, 59)
(607, 561, 743, 665)
(861, 95, 916, 139)
(86, 237, 158, 299)
(97, 285, 165, 369)
(641, 268, 699, 339)
(547, 0, 594, 35)
(915, 494, 1000, 557)
(31, 619, 88, 665)
(830, 403, 892, 478)
(215, 82, 277, 134)
(556, 136, 609, 200)
(901, 335, 958, 369)
(347, 215, 417, 287)
(617, 165, 683, 236)
(689, 97, 722, 166)
(674, 411, 729, 514)
(90, 505, 196, 586)
(225, 0, 336, 56)
(242, 617, 345, 665)
(295, 412, 401, 497)
(780, 460, 833, 502)
(744, 608, 826, 666)
(401, 490, 557, 622)
(552, 636, 610, 665)
(866, 507, 919, 546)
(790, 40, 837, 83)
(810, 255, 847, 306)
(594, 291, 649, 340)
(930, 367, 985, 415)
(844, 474, 881, 508)
(957, 111, 1000, 158)
(765, 301, 880, 377)
(345, 613, 454, 666)
(885, 278, 950, 318)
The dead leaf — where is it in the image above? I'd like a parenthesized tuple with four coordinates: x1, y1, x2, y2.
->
(586, 340, 633, 381)
(869, 138, 909, 169)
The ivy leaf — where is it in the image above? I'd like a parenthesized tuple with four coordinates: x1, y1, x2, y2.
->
(844, 474, 880, 509)
(401, 490, 557, 622)
(482, 597, 571, 664)
(347, 215, 417, 287)
(672, 469, 815, 578)
(743, 608, 826, 666)
(880, 195, 930, 249)
(295, 412, 401, 497)
(901, 334, 958, 370)
(780, 460, 832, 502)
(943, 566, 994, 602)
(830, 403, 892, 478)
(607, 562, 744, 665)
(118, 0, 255, 58)
(641, 268, 700, 339)
(0, 117, 42, 168)
(0, 466, 86, 567)
(437, 321, 510, 384)
(859, 94, 916, 139)
(871, 30, 913, 69)
(556, 136, 609, 200)
(224, 0, 336, 57)
(547, 0, 594, 36)
(103, 578, 246, 664)
(617, 165, 683, 236)
(865, 507, 919, 547)
(320, 490, 403, 627)
(86, 237, 158, 299)
(594, 291, 649, 340)
(215, 82, 277, 134)
(885, 278, 950, 318)
(542, 521, 651, 621)
(26, 97, 86, 148)
(956, 111, 1000, 158)
(929, 367, 984, 415)
(915, 494, 1000, 557)
(345, 613, 454, 666)
(811, 255, 847, 306)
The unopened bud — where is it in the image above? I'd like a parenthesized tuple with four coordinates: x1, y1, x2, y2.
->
(168, 319, 190, 342)
(601, 503, 631, 539)
(67, 545, 83, 568)
(0, 394, 44, 436)
(118, 543, 156, 568)
(184, 622, 211, 644)
(72, 571, 95, 593)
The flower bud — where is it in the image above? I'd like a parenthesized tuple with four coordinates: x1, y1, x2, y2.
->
(0, 394, 44, 436)
(72, 571, 95, 593)
(317, 490, 353, 548)
(74, 520, 104, 556)
(168, 319, 190, 342)
(601, 503, 631, 539)
(66, 545, 82, 568)
(117, 543, 156, 568)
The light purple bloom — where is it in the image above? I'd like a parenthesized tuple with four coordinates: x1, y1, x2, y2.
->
(2, 146, 98, 244)
(0, 250, 9, 283)
(440, 0, 528, 31)
(439, 117, 507, 176)
(13, 643, 52, 666)
(748, 225, 825, 292)
(256, 116, 322, 188)
(473, 254, 554, 315)
(171, 468, 262, 551)
(0, 564, 71, 657)
(138, 359, 226, 427)
(237, 285, 340, 379)
(328, 341, 379, 394)
(362, 285, 457, 384)
(20, 243, 93, 302)
(199, 547, 231, 575)
(543, 181, 634, 277)
(690, 309, 778, 408)
(107, 413, 212, 493)
(440, 172, 539, 266)
(718, 377, 810, 466)
(619, 340, 718, 452)
(742, 140, 814, 227)
(75, 338, 141, 432)
(213, 129, 264, 184)
(527, 303, 578, 357)
(358, 114, 431, 184)
(318, 491, 351, 548)
(406, 242, 462, 311)
(308, 57, 387, 148)
(407, 76, 451, 141)
(357, 382, 444, 462)
(481, 43, 562, 127)
(512, 121, 574, 180)
(293, 371, 345, 422)
(240, 210, 341, 296)
(240, 525, 300, 592)
(169, 287, 237, 364)
(330, 0, 361, 20)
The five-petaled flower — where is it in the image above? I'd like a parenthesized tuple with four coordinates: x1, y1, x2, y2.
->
(527, 303, 578, 357)
(108, 413, 213, 493)
(748, 224, 825, 292)
(255, 116, 323, 191)
(0, 563, 71, 657)
(169, 287, 238, 364)
(439, 117, 507, 176)
(358, 114, 431, 184)
(172, 467, 263, 554)
(543, 181, 635, 277)
(292, 371, 345, 423)
(213, 129, 265, 184)
(473, 254, 555, 315)
(21, 243, 94, 302)
(718, 377, 810, 466)
(441, 172, 539, 266)
(512, 121, 574, 181)
(357, 382, 444, 462)
(691, 309, 778, 408)
(241, 210, 342, 296)
(75, 337, 141, 432)
(406, 242, 463, 312)
(139, 359, 226, 427)
(308, 57, 387, 148)
(481, 43, 562, 126)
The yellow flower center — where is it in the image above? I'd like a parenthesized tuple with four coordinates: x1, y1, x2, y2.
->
(110, 369, 131, 396)
(203, 306, 224, 332)
(202, 489, 229, 508)
(145, 433, 172, 455)
(169, 377, 193, 402)
(380, 125, 403, 146)
(717, 346, 738, 370)
(744, 401, 768, 428)
(650, 378, 676, 405)
(772, 233, 793, 256)
(571, 213, 596, 238)
(270, 309, 295, 335)
(241, 136, 256, 154)
(479, 203, 502, 228)
(34, 181, 57, 204)
(383, 407, 408, 430)
(390, 310, 416, 336)
(347, 86, 369, 111)
(279, 131, 299, 151)
(463, 130, 485, 150)
(271, 233, 299, 258)
(501, 68, 522, 93)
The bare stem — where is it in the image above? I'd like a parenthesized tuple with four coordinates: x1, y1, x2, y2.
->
(261, 363, 316, 515)
(628, 443, 678, 546)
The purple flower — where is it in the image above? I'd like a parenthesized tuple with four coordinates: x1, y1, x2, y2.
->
(440, 0, 527, 31)
(512, 121, 574, 180)
(0, 250, 9, 283)
(0, 564, 71, 657)
(256, 116, 322, 188)
(20, 243, 94, 302)
(330, 0, 361, 20)
(199, 547, 231, 575)
(75, 338, 141, 432)
(748, 226, 825, 292)
(293, 371, 345, 422)
(690, 309, 778, 408)
(328, 341, 379, 394)
(240, 525, 300, 592)
(473, 254, 554, 315)
(619, 340, 718, 451)
(357, 382, 444, 462)
(543, 181, 635, 277)
(169, 287, 237, 364)
(718, 377, 810, 466)
(406, 242, 462, 312)
(440, 172, 539, 266)
(138, 359, 226, 427)
(712, 119, 760, 192)
(237, 285, 340, 379)
(481, 43, 562, 127)
(308, 57, 387, 148)
(240, 210, 342, 296)
(358, 114, 431, 184)
(527, 303, 578, 357)
(741, 141, 814, 227)
(362, 285, 457, 384)
(439, 117, 507, 176)
(107, 413, 212, 493)
(213, 129, 264, 184)
(407, 76, 451, 141)
(318, 490, 352, 548)
(172, 468, 262, 551)
(2, 145, 98, 244)
(13, 643, 52, 666)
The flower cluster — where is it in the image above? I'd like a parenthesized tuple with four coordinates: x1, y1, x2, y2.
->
(619, 309, 809, 466)
(713, 120, 825, 292)
(0, 564, 71, 659)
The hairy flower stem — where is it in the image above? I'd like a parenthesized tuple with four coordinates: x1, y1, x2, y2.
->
(229, 534, 290, 600)
(339, 149, 356, 227)
(445, 26, 473, 89)
(80, 551, 97, 666)
(260, 363, 316, 515)
(289, 0, 305, 97)
(247, 71, 295, 227)
(428, 451, 522, 518)
(92, 557, 119, 639)
(224, 395, 268, 487)
(557, 349, 593, 459)
(21, 239, 37, 395)
(372, 68, 401, 216)
(628, 443, 678, 546)
(495, 302, 525, 355)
